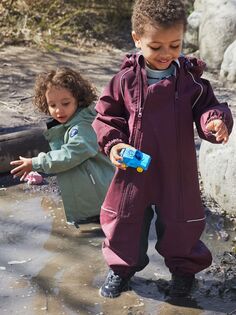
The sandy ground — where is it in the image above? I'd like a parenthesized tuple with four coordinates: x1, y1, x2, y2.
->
(0, 45, 236, 315)
(0, 45, 125, 128)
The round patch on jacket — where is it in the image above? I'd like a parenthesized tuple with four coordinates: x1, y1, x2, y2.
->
(69, 127, 79, 138)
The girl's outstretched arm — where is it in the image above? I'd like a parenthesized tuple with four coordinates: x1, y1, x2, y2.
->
(10, 156, 33, 181)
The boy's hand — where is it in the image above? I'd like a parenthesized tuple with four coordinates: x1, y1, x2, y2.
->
(10, 156, 33, 181)
(206, 119, 229, 144)
(110, 143, 134, 170)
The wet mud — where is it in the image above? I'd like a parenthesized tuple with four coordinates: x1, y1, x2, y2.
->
(0, 174, 235, 315)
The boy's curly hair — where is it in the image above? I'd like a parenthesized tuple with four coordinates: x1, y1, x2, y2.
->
(34, 67, 97, 114)
(132, 0, 187, 35)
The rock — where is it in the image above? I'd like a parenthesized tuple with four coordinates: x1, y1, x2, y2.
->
(198, 0, 236, 70)
(185, 0, 236, 73)
(220, 40, 236, 86)
(194, 0, 204, 11)
(199, 125, 236, 215)
(184, 11, 201, 52)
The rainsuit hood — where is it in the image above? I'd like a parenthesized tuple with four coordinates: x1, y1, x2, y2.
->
(119, 52, 206, 78)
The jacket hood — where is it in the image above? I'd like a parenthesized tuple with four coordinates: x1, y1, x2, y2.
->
(46, 104, 96, 130)
(65, 104, 96, 126)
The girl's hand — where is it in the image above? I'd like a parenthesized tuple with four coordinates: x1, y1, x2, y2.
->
(206, 119, 229, 144)
(10, 156, 33, 181)
(110, 143, 134, 170)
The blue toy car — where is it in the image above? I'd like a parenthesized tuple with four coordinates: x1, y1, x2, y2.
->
(119, 148, 151, 172)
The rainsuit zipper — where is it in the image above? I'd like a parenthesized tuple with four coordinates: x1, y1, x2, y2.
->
(119, 72, 144, 218)
(174, 78, 184, 220)
(134, 105, 143, 147)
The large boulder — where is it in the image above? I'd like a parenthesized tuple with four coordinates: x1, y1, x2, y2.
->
(184, 11, 201, 52)
(193, 0, 204, 11)
(198, 0, 236, 70)
(185, 0, 236, 72)
(220, 40, 236, 86)
(199, 124, 236, 215)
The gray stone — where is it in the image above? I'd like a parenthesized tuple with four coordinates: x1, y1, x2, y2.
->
(185, 0, 236, 72)
(184, 11, 201, 52)
(194, 0, 204, 11)
(199, 0, 236, 70)
(220, 40, 236, 85)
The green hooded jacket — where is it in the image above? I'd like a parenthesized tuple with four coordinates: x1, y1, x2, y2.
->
(32, 105, 114, 222)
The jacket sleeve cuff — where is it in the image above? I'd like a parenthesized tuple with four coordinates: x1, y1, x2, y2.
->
(31, 157, 42, 171)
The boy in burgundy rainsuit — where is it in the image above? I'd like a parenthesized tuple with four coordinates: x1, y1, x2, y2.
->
(92, 0, 234, 298)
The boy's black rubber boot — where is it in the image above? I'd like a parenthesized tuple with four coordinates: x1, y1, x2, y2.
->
(169, 274, 195, 298)
(99, 269, 130, 298)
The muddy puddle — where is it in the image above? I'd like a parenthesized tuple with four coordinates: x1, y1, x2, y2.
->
(0, 174, 235, 315)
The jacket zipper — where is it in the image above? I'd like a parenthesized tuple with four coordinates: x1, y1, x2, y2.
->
(89, 173, 96, 185)
(85, 165, 96, 185)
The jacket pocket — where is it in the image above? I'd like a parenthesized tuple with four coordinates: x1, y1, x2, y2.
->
(85, 165, 100, 197)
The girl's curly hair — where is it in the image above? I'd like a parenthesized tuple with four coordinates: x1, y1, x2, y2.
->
(34, 67, 97, 114)
(132, 0, 187, 35)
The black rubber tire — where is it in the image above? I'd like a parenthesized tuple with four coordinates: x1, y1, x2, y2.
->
(0, 126, 50, 174)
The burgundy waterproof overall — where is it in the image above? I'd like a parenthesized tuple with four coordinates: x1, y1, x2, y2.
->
(93, 54, 234, 278)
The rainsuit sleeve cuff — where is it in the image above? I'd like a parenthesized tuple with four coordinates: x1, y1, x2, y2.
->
(104, 138, 125, 156)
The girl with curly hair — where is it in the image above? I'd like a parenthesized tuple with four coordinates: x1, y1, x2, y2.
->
(10, 67, 114, 227)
